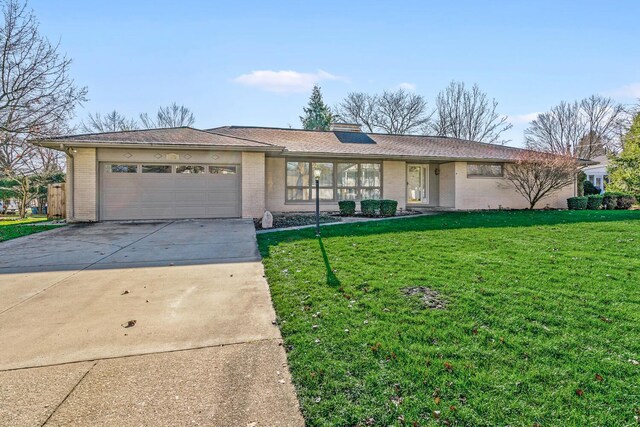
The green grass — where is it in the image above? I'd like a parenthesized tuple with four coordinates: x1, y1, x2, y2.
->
(258, 210, 640, 426)
(0, 216, 63, 242)
(0, 216, 48, 226)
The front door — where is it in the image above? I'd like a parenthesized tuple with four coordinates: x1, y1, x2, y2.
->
(407, 164, 429, 204)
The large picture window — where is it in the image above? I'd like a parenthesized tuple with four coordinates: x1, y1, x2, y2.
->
(286, 161, 381, 202)
(467, 162, 503, 178)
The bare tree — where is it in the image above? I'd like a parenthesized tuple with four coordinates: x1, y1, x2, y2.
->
(82, 103, 196, 133)
(334, 89, 431, 134)
(0, 0, 86, 216)
(524, 95, 625, 159)
(140, 102, 196, 128)
(431, 81, 512, 144)
(376, 89, 431, 134)
(80, 110, 138, 133)
(504, 151, 580, 209)
(334, 92, 377, 132)
(0, 0, 86, 139)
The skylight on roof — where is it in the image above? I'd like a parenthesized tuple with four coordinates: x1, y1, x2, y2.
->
(334, 131, 375, 144)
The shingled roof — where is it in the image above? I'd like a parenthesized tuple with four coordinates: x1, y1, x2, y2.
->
(37, 127, 278, 150)
(207, 126, 533, 162)
(38, 125, 547, 162)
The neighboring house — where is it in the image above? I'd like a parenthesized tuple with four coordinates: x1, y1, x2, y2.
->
(582, 155, 608, 194)
(36, 124, 576, 222)
(0, 199, 19, 215)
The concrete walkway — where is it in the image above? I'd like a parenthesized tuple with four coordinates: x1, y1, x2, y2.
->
(0, 220, 303, 426)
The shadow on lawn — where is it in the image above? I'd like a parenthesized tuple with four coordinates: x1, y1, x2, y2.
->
(258, 210, 640, 259)
(318, 236, 341, 287)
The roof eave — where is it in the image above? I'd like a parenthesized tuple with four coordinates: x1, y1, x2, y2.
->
(34, 140, 285, 152)
(267, 150, 521, 163)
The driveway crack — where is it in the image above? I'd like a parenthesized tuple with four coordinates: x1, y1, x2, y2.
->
(40, 361, 97, 427)
(0, 221, 175, 316)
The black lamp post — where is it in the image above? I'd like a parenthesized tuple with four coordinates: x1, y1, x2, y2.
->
(315, 176, 320, 236)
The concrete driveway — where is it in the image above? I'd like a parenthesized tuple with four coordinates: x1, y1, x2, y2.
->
(0, 220, 303, 426)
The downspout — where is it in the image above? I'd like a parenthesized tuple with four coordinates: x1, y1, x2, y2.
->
(64, 145, 75, 221)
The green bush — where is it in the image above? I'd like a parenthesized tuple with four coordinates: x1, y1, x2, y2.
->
(602, 193, 618, 210)
(583, 180, 602, 195)
(567, 196, 588, 210)
(603, 192, 637, 210)
(586, 194, 604, 210)
(616, 194, 636, 210)
(360, 199, 381, 216)
(338, 200, 356, 216)
(379, 200, 398, 217)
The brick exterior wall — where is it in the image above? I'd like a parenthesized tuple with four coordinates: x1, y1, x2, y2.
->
(453, 162, 575, 209)
(382, 160, 406, 209)
(438, 163, 456, 208)
(72, 148, 97, 221)
(241, 152, 266, 218)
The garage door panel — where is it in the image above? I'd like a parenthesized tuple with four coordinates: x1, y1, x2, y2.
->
(100, 163, 241, 220)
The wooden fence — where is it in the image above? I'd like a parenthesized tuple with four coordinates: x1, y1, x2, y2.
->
(47, 183, 65, 219)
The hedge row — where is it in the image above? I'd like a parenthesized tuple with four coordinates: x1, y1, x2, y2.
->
(567, 193, 637, 210)
(338, 199, 398, 217)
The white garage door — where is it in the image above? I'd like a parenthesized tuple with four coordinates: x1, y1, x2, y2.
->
(100, 163, 241, 220)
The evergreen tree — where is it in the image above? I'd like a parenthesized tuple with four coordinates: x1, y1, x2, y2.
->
(300, 85, 333, 130)
(608, 112, 640, 196)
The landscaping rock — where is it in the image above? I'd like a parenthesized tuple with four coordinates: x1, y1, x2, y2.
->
(261, 210, 273, 229)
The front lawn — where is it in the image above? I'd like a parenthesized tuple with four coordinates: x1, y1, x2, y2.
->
(0, 217, 64, 242)
(258, 210, 640, 426)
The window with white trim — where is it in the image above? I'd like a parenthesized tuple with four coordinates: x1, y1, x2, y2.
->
(286, 161, 381, 202)
(467, 163, 503, 178)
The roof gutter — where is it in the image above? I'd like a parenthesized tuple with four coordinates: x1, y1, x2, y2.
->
(33, 140, 285, 152)
(268, 150, 597, 165)
(267, 150, 523, 164)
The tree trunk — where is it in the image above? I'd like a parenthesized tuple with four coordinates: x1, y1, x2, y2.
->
(18, 177, 29, 219)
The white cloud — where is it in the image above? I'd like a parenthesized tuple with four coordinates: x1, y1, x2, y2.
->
(508, 112, 541, 124)
(396, 82, 416, 91)
(605, 83, 640, 100)
(233, 69, 344, 93)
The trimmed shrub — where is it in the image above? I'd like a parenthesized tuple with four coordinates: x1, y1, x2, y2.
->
(360, 199, 381, 216)
(586, 194, 603, 210)
(583, 180, 601, 195)
(603, 192, 637, 210)
(379, 200, 398, 217)
(338, 200, 356, 216)
(567, 196, 588, 210)
(602, 193, 618, 210)
(616, 194, 636, 210)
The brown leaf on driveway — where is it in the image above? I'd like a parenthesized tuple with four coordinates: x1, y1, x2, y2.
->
(121, 290, 129, 295)
(122, 320, 137, 328)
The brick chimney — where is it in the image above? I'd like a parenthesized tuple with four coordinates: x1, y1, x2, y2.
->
(329, 122, 362, 132)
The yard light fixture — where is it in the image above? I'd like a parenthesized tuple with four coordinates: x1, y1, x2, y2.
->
(315, 175, 320, 236)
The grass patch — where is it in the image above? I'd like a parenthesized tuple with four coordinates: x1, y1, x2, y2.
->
(258, 210, 640, 426)
(0, 216, 48, 226)
(0, 217, 63, 242)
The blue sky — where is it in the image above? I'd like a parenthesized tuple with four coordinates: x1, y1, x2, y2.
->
(31, 0, 639, 147)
